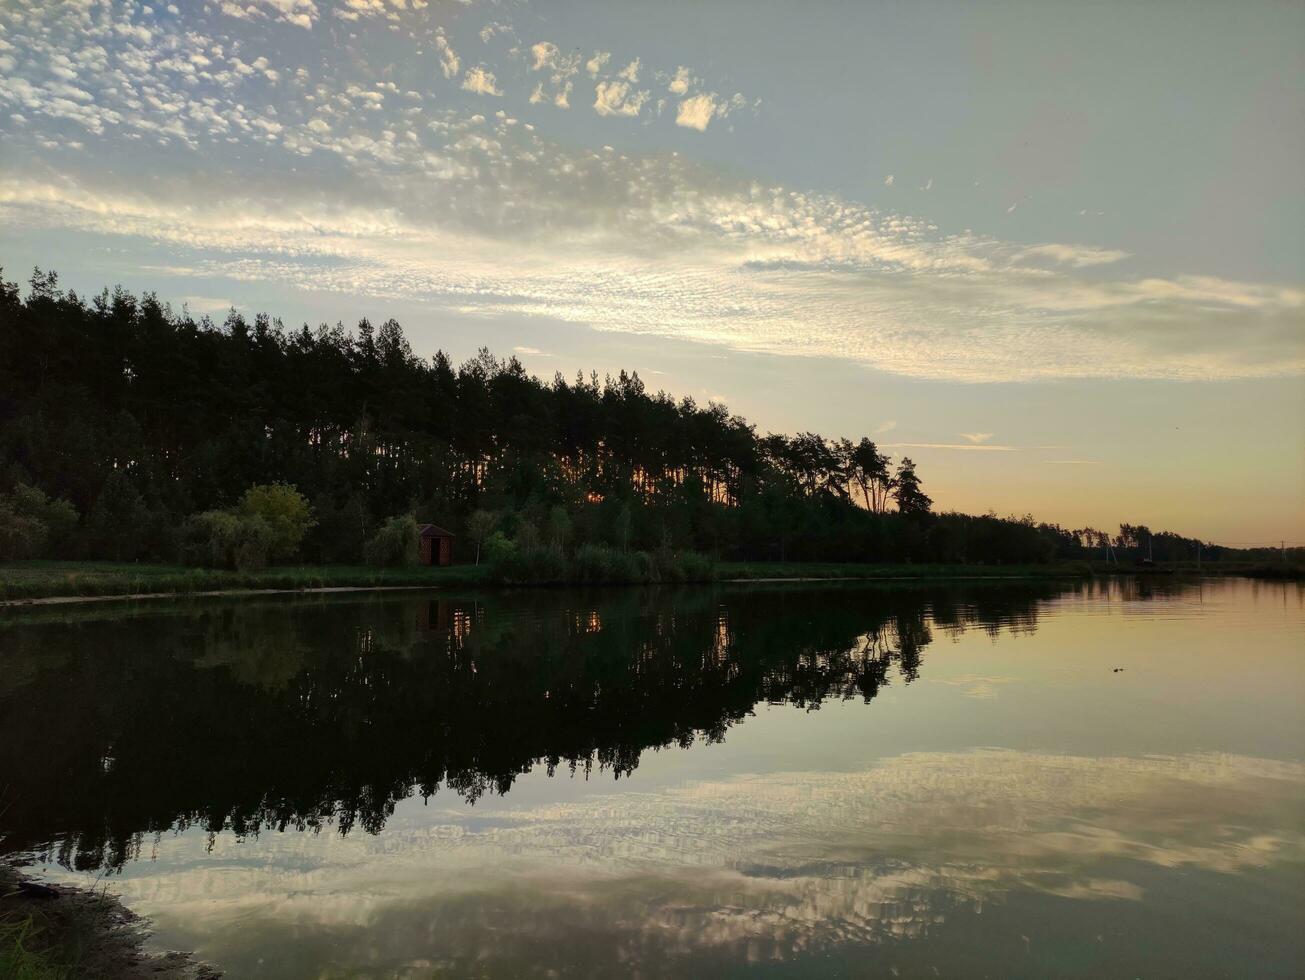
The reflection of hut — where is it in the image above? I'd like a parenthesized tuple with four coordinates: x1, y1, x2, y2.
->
(416, 599, 450, 632)
(418, 524, 454, 566)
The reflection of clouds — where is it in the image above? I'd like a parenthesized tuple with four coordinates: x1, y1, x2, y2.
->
(929, 673, 1020, 698)
(45, 750, 1305, 972)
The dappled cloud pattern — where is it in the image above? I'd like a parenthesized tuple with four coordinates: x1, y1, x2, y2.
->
(48, 750, 1305, 977)
(1, 2, 1301, 381)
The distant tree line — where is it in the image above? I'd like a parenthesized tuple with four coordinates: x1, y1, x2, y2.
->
(0, 268, 1251, 568)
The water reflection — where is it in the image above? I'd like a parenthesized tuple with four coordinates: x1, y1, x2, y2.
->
(0, 582, 1069, 871)
(2, 577, 1303, 977)
(48, 750, 1305, 978)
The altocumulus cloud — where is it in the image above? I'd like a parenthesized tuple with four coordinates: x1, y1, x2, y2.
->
(0, 1, 1301, 383)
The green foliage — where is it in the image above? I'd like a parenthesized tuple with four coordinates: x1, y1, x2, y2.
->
(611, 502, 632, 551)
(491, 544, 570, 583)
(482, 529, 516, 564)
(0, 560, 490, 601)
(0, 915, 73, 980)
(494, 544, 714, 585)
(85, 471, 148, 562)
(0, 503, 47, 560)
(363, 514, 420, 567)
(308, 494, 369, 564)
(664, 549, 716, 583)
(0, 484, 79, 560)
(466, 510, 498, 565)
(572, 544, 639, 583)
(238, 483, 315, 561)
(179, 510, 275, 571)
(547, 505, 571, 551)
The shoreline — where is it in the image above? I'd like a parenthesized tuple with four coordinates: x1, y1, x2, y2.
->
(1, 560, 1297, 607)
(0, 863, 219, 979)
(0, 575, 1084, 608)
(0, 584, 441, 608)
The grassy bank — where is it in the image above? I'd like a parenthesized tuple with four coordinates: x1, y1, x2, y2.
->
(0, 864, 216, 979)
(718, 561, 1099, 581)
(1, 558, 1083, 602)
(723, 560, 1303, 582)
(3, 558, 1298, 603)
(0, 560, 489, 602)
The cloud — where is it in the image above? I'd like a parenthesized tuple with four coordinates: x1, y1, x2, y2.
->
(460, 66, 502, 97)
(585, 51, 610, 77)
(434, 31, 460, 80)
(617, 58, 641, 83)
(593, 79, 647, 117)
(220, 0, 318, 29)
(181, 295, 239, 314)
(512, 345, 549, 356)
(530, 42, 560, 72)
(479, 21, 513, 44)
(528, 41, 580, 109)
(675, 91, 747, 131)
(873, 420, 897, 435)
(884, 174, 894, 186)
(675, 93, 716, 131)
(0, 1, 1299, 384)
(1017, 243, 1129, 268)
(959, 432, 994, 444)
(884, 443, 1021, 452)
(667, 66, 695, 95)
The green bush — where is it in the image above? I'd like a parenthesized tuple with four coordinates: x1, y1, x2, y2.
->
(179, 510, 275, 570)
(86, 471, 148, 561)
(656, 550, 709, 583)
(482, 530, 516, 565)
(572, 544, 621, 583)
(492, 544, 569, 584)
(0, 499, 47, 559)
(0, 484, 79, 559)
(363, 514, 420, 567)
(568, 545, 647, 584)
(238, 483, 315, 561)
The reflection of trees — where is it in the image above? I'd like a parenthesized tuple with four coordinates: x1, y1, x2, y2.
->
(0, 583, 1068, 871)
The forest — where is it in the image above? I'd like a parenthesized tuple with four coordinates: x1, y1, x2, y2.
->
(0, 267, 1238, 574)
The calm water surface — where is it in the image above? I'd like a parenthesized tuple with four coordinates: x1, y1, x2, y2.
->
(1, 578, 1302, 978)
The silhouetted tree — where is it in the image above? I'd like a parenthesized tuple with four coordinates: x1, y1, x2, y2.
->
(892, 457, 932, 517)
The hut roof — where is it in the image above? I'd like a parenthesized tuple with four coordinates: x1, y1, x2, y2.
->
(418, 523, 455, 538)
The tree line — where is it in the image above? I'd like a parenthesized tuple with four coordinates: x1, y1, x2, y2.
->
(0, 267, 1238, 568)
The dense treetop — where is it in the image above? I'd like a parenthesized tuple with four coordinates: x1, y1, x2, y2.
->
(0, 268, 1229, 566)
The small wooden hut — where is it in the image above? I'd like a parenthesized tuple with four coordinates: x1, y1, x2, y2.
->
(418, 524, 454, 566)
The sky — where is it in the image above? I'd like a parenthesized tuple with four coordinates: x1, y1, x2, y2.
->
(1, 0, 1302, 544)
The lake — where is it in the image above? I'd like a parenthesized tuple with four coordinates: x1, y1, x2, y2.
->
(1, 577, 1302, 978)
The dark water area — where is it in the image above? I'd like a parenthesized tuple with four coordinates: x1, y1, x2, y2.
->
(1, 578, 1302, 977)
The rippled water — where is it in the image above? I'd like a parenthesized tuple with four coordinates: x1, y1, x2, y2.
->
(2, 577, 1302, 977)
